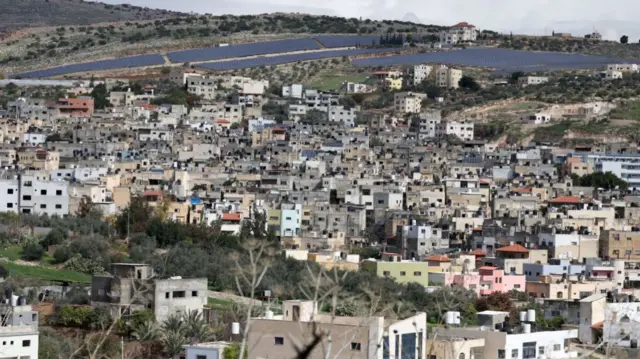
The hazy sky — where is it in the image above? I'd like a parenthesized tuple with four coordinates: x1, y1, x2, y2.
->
(98, 0, 640, 40)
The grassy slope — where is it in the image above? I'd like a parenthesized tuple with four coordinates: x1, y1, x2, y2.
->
(0, 0, 183, 29)
(0, 245, 90, 282)
(308, 74, 369, 91)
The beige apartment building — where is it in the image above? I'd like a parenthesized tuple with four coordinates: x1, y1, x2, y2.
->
(436, 66, 462, 89)
(394, 92, 426, 114)
(248, 300, 427, 359)
(600, 230, 640, 260)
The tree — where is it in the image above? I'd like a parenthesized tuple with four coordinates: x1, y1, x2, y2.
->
(458, 76, 481, 91)
(572, 172, 628, 191)
(115, 197, 154, 237)
(22, 243, 45, 261)
(90, 84, 110, 109)
(42, 228, 67, 247)
(223, 342, 247, 359)
(621, 35, 629, 44)
(132, 320, 161, 341)
(509, 71, 525, 84)
(162, 330, 187, 359)
(184, 310, 211, 344)
(76, 195, 102, 219)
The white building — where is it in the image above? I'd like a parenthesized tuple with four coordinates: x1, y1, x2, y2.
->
(607, 63, 638, 72)
(404, 64, 433, 88)
(248, 117, 277, 133)
(520, 113, 552, 124)
(597, 70, 623, 80)
(413, 110, 442, 139)
(0, 303, 40, 359)
(518, 76, 549, 86)
(280, 203, 302, 237)
(441, 120, 474, 141)
(51, 167, 109, 182)
(573, 153, 640, 189)
(394, 92, 427, 114)
(22, 133, 47, 146)
(328, 106, 357, 127)
(303, 89, 340, 109)
(341, 82, 373, 94)
(436, 66, 462, 89)
(184, 342, 231, 359)
(138, 128, 174, 142)
(602, 302, 640, 347)
(0, 174, 69, 216)
(169, 69, 202, 85)
(439, 22, 477, 44)
(282, 84, 303, 98)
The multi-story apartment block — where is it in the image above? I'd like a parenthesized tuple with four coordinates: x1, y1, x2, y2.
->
(571, 153, 640, 188)
(394, 92, 426, 114)
(0, 300, 39, 359)
(404, 64, 432, 88)
(327, 106, 357, 126)
(600, 230, 640, 260)
(436, 66, 462, 89)
(187, 76, 217, 100)
(441, 120, 475, 141)
(607, 63, 638, 72)
(56, 97, 94, 117)
(439, 22, 477, 44)
(281, 84, 303, 98)
(0, 173, 69, 216)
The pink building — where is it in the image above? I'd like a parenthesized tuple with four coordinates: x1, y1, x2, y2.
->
(444, 266, 526, 297)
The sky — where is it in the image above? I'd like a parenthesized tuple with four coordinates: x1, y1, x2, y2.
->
(97, 0, 640, 41)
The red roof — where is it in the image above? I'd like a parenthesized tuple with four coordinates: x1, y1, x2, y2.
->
(216, 119, 230, 124)
(425, 255, 452, 263)
(452, 21, 475, 28)
(470, 249, 486, 256)
(479, 266, 498, 271)
(548, 195, 581, 204)
(221, 213, 241, 221)
(496, 244, 530, 254)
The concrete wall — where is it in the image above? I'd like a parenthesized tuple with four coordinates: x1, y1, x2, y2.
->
(153, 278, 208, 322)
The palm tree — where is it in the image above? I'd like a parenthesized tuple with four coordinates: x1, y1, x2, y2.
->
(162, 314, 185, 335)
(162, 330, 187, 359)
(183, 310, 212, 344)
(132, 319, 161, 341)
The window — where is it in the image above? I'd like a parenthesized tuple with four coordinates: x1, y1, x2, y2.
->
(24, 181, 32, 187)
(553, 344, 561, 351)
(511, 349, 518, 358)
(172, 291, 185, 298)
(514, 284, 521, 289)
(275, 337, 284, 345)
(55, 204, 62, 209)
(192, 291, 198, 297)
(383, 271, 391, 276)
(351, 342, 361, 351)
(414, 271, 422, 276)
(538, 346, 545, 355)
(498, 350, 505, 359)
(6, 203, 12, 208)
(7, 189, 13, 194)
(22, 195, 32, 201)
(40, 190, 47, 195)
(165, 292, 170, 299)
(56, 190, 62, 196)
(197, 356, 206, 359)
(40, 204, 46, 209)
(400, 271, 406, 276)
(22, 340, 30, 347)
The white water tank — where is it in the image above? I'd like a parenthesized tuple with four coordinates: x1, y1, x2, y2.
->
(519, 311, 527, 322)
(10, 295, 18, 307)
(265, 310, 274, 319)
(527, 309, 536, 322)
(523, 323, 531, 333)
(445, 311, 455, 324)
(231, 322, 240, 335)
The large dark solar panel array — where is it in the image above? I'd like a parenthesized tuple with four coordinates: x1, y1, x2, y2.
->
(197, 48, 397, 71)
(315, 35, 382, 48)
(351, 48, 634, 72)
(11, 54, 165, 79)
(167, 38, 322, 63)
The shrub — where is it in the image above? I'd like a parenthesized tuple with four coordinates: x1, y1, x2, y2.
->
(22, 243, 45, 261)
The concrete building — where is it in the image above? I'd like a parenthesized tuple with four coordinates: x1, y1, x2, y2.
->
(0, 301, 39, 359)
(600, 230, 640, 260)
(184, 342, 231, 359)
(247, 299, 427, 359)
(520, 112, 552, 124)
(328, 106, 357, 126)
(341, 82, 373, 94)
(394, 92, 426, 115)
(56, 97, 94, 117)
(441, 120, 474, 141)
(404, 64, 432, 88)
(439, 22, 477, 44)
(607, 63, 638, 72)
(518, 76, 549, 86)
(431, 266, 526, 296)
(436, 66, 462, 89)
(22, 133, 47, 146)
(0, 174, 69, 216)
(282, 84, 303, 98)
(597, 70, 623, 80)
(187, 76, 217, 100)
(91, 263, 208, 322)
(571, 153, 640, 188)
(280, 203, 302, 238)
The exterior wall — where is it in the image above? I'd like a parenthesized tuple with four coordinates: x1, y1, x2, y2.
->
(600, 230, 640, 260)
(185, 345, 226, 359)
(0, 329, 39, 359)
(518, 76, 549, 86)
(425, 338, 485, 359)
(361, 261, 430, 286)
(280, 204, 302, 237)
(153, 278, 208, 322)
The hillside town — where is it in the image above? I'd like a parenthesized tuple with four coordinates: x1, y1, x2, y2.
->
(1, 13, 640, 359)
